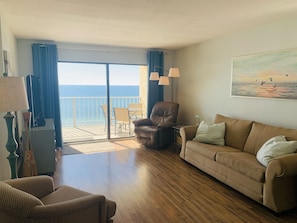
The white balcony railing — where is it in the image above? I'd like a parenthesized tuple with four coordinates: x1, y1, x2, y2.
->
(60, 96, 141, 128)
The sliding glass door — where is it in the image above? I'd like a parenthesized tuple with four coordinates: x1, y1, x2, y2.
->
(109, 64, 147, 139)
(58, 62, 147, 143)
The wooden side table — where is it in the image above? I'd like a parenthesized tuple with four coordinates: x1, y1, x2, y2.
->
(172, 126, 182, 148)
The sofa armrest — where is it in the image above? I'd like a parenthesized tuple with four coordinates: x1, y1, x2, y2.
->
(4, 176, 55, 198)
(264, 153, 297, 212)
(30, 195, 107, 219)
(179, 125, 199, 159)
(266, 153, 297, 179)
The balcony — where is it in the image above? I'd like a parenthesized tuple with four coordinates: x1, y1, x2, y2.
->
(60, 96, 144, 143)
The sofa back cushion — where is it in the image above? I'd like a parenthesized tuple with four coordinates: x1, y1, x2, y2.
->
(244, 122, 297, 155)
(214, 114, 253, 150)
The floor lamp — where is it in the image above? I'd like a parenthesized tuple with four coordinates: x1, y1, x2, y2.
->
(0, 76, 29, 179)
(150, 67, 180, 102)
(168, 68, 180, 102)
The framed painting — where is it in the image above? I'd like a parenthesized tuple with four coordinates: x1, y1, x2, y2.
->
(231, 48, 297, 99)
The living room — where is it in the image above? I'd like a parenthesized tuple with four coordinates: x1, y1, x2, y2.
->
(1, 1, 297, 222)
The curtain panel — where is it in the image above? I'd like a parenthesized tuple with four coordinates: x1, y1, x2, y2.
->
(32, 44, 63, 147)
(147, 50, 164, 116)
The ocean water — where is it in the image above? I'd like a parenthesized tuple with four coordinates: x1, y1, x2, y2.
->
(59, 85, 139, 97)
(232, 82, 297, 99)
(59, 85, 141, 126)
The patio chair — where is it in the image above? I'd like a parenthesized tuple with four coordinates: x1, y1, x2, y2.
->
(128, 103, 143, 120)
(101, 104, 114, 132)
(113, 107, 132, 135)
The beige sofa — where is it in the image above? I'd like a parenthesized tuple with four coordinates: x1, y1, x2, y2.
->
(179, 114, 297, 213)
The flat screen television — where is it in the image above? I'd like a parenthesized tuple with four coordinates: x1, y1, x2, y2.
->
(26, 75, 45, 127)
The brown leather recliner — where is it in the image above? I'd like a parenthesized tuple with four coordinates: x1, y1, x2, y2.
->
(133, 101, 179, 149)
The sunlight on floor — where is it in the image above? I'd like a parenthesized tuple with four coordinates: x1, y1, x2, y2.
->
(62, 139, 142, 155)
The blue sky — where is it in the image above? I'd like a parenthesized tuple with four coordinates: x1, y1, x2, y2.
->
(58, 62, 141, 85)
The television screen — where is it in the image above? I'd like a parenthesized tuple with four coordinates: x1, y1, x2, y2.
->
(26, 75, 45, 127)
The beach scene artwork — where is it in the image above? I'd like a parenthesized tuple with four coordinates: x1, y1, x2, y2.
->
(231, 48, 297, 99)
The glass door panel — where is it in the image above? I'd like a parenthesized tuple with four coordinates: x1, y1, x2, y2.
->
(58, 62, 107, 143)
(109, 64, 147, 139)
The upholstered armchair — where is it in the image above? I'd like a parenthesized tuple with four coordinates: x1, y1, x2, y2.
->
(0, 176, 116, 223)
(133, 101, 179, 149)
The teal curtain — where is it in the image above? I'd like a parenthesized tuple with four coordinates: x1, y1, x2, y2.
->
(32, 44, 63, 148)
(147, 50, 164, 116)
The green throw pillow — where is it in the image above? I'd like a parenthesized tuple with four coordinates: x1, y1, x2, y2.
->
(193, 121, 225, 146)
(256, 135, 297, 167)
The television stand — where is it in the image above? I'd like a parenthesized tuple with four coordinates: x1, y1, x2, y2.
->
(24, 119, 56, 175)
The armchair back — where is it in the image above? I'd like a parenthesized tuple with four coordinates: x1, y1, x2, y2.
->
(150, 101, 179, 125)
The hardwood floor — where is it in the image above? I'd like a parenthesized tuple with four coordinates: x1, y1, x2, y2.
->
(53, 139, 297, 223)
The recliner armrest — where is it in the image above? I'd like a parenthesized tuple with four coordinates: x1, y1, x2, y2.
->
(158, 122, 175, 129)
(133, 118, 153, 126)
(4, 175, 55, 198)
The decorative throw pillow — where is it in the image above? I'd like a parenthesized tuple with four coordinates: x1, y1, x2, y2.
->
(256, 135, 297, 167)
(193, 121, 225, 146)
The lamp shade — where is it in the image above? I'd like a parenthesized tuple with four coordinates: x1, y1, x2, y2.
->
(149, 72, 159, 81)
(0, 77, 29, 112)
(158, 76, 170, 85)
(168, 67, 180, 78)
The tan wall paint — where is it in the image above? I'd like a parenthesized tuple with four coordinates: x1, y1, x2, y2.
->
(175, 14, 297, 129)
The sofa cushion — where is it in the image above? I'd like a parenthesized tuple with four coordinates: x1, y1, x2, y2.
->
(216, 152, 266, 182)
(41, 185, 91, 204)
(193, 121, 225, 146)
(244, 122, 297, 155)
(256, 136, 297, 167)
(186, 140, 240, 160)
(214, 114, 253, 150)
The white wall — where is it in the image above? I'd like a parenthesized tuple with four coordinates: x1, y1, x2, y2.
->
(16, 39, 35, 77)
(58, 42, 148, 64)
(175, 14, 297, 129)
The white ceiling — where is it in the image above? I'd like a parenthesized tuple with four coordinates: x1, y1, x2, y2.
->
(1, 0, 297, 50)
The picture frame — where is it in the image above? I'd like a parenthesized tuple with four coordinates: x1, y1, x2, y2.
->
(231, 48, 297, 100)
